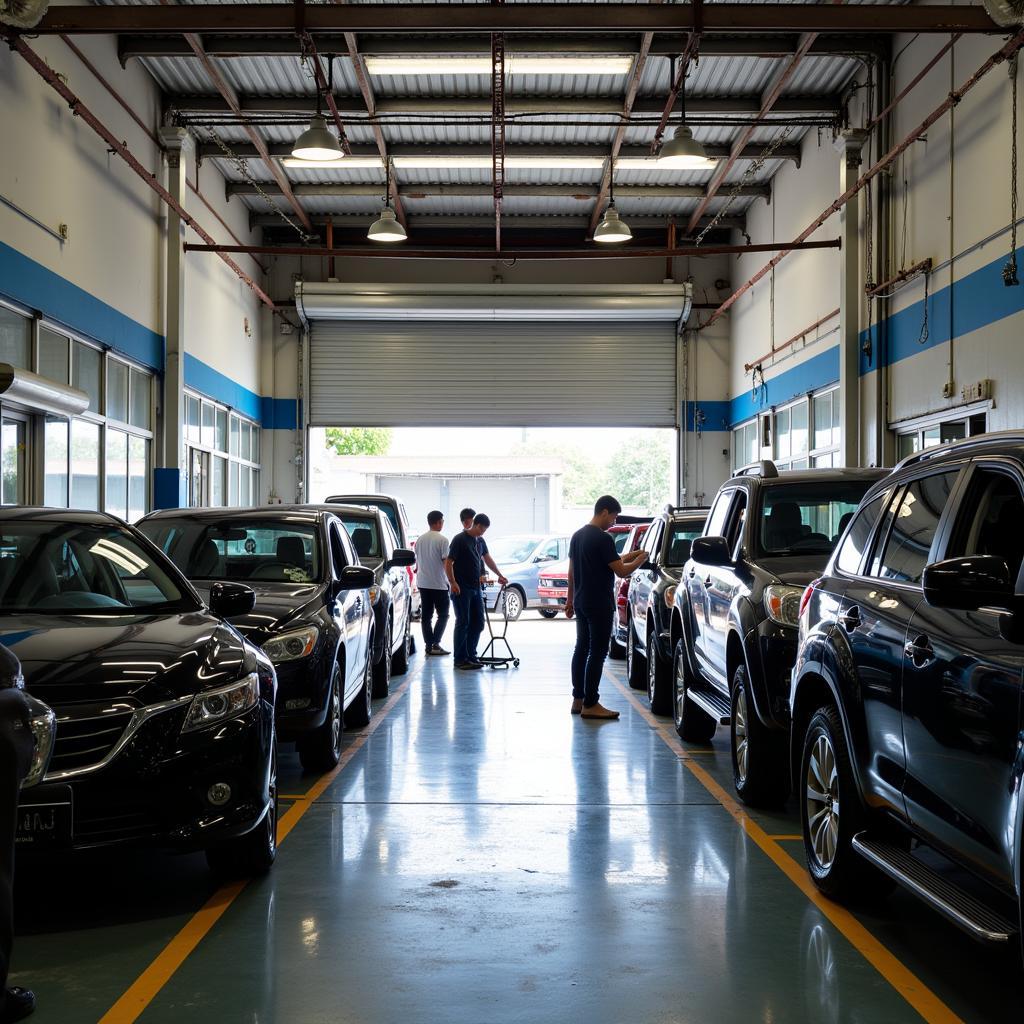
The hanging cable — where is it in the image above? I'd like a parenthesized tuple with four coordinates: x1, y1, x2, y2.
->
(918, 270, 931, 346)
(1004, 54, 1020, 286)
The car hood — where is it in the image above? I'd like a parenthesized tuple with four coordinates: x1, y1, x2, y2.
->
(539, 558, 570, 579)
(0, 612, 251, 706)
(756, 555, 829, 588)
(191, 581, 326, 645)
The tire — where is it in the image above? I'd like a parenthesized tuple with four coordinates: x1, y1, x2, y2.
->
(206, 743, 278, 876)
(800, 704, 875, 899)
(299, 663, 344, 772)
(646, 623, 673, 716)
(626, 616, 646, 689)
(502, 587, 524, 622)
(730, 664, 790, 807)
(539, 609, 559, 619)
(391, 613, 411, 676)
(345, 639, 374, 729)
(371, 618, 391, 698)
(673, 637, 717, 742)
(608, 634, 626, 660)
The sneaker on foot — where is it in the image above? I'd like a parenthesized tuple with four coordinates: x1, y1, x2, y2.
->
(580, 702, 620, 720)
(0, 988, 36, 1023)
(432, 645, 451, 655)
(455, 662, 482, 671)
(570, 698, 583, 715)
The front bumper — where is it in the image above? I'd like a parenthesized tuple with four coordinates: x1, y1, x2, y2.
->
(18, 700, 275, 853)
(538, 594, 566, 608)
(750, 620, 798, 729)
(272, 649, 332, 740)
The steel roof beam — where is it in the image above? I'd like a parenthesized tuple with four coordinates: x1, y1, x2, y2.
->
(198, 141, 802, 163)
(37, 5, 1001, 36)
(119, 32, 890, 62)
(252, 213, 746, 230)
(171, 94, 842, 116)
(227, 182, 771, 198)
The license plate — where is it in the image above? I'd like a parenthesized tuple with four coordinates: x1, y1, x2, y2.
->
(17, 791, 72, 846)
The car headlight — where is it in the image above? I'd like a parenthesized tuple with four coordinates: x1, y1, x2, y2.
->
(23, 700, 56, 789)
(764, 585, 804, 627)
(182, 673, 260, 734)
(664, 586, 676, 608)
(262, 625, 320, 664)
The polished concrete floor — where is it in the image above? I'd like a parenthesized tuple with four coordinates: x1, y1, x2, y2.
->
(12, 617, 1023, 1023)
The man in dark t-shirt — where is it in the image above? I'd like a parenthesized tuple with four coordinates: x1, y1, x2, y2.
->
(566, 496, 646, 719)
(446, 513, 508, 669)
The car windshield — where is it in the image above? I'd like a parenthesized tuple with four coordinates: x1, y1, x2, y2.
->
(758, 482, 874, 556)
(139, 519, 322, 583)
(488, 536, 543, 563)
(0, 522, 195, 615)
(337, 516, 382, 563)
(336, 498, 400, 541)
(665, 522, 705, 565)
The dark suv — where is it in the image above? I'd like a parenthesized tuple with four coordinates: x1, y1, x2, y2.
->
(791, 432, 1024, 952)
(671, 463, 884, 806)
(625, 506, 708, 714)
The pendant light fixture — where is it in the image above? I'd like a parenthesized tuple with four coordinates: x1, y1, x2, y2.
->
(593, 160, 632, 244)
(368, 158, 407, 242)
(656, 57, 714, 170)
(291, 55, 343, 162)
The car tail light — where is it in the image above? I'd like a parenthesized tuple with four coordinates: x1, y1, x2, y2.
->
(798, 581, 818, 619)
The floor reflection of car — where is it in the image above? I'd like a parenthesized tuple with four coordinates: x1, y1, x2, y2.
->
(0, 509, 278, 874)
(138, 506, 376, 771)
(311, 504, 415, 701)
(485, 533, 569, 620)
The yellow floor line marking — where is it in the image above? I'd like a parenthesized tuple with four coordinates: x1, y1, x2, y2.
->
(609, 675, 964, 1024)
(99, 677, 412, 1024)
(767, 834, 803, 841)
(278, 794, 308, 801)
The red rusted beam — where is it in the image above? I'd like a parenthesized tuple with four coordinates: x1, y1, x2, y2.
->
(298, 37, 353, 157)
(648, 31, 704, 156)
(184, 238, 841, 259)
(705, 30, 1024, 328)
(866, 36, 959, 132)
(743, 308, 839, 371)
(865, 258, 932, 297)
(31, 5, 1004, 36)
(5, 33, 275, 309)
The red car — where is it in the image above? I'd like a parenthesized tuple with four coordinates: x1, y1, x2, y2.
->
(609, 522, 650, 658)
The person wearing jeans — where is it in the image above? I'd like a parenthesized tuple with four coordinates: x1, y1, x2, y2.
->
(565, 495, 646, 719)
(414, 510, 451, 655)
(445, 513, 507, 670)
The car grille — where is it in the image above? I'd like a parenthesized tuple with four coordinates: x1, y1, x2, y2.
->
(74, 795, 160, 846)
(48, 708, 135, 776)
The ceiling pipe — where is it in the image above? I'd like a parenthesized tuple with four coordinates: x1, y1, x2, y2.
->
(183, 238, 840, 260)
(743, 307, 839, 372)
(3, 32, 276, 310)
(703, 29, 1024, 328)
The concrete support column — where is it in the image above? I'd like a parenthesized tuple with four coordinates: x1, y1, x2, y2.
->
(836, 129, 867, 468)
(155, 127, 192, 508)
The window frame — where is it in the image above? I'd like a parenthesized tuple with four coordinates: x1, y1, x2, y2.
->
(184, 390, 261, 508)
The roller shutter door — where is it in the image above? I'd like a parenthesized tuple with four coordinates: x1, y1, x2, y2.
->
(308, 320, 677, 428)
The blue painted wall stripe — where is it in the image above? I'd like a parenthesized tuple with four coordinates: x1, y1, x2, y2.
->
(685, 401, 731, 433)
(183, 354, 261, 423)
(260, 397, 300, 430)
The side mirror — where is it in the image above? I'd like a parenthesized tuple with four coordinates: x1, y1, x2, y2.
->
(387, 548, 416, 569)
(691, 536, 733, 568)
(534, 554, 555, 563)
(209, 581, 256, 619)
(336, 564, 375, 592)
(922, 556, 1018, 612)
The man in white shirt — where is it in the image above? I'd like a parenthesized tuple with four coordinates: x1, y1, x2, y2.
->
(414, 510, 451, 656)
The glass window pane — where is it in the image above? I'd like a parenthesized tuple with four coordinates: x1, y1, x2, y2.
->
(922, 426, 941, 448)
(44, 419, 69, 507)
(105, 429, 128, 520)
(897, 433, 919, 460)
(211, 456, 226, 506)
(832, 390, 840, 434)
(2, 420, 25, 506)
(240, 465, 251, 505)
(229, 461, 240, 505)
(73, 343, 101, 413)
(251, 427, 260, 465)
(0, 307, 30, 370)
(129, 369, 151, 430)
(201, 402, 215, 449)
(70, 420, 100, 511)
(39, 328, 69, 384)
(777, 408, 791, 459)
(791, 400, 808, 455)
(128, 436, 148, 521)
(230, 416, 240, 456)
(813, 393, 832, 451)
(241, 422, 252, 462)
(215, 409, 228, 452)
(940, 420, 967, 444)
(185, 395, 200, 443)
(969, 413, 987, 436)
(812, 452, 834, 468)
(836, 494, 885, 575)
(107, 360, 128, 422)
(877, 472, 958, 584)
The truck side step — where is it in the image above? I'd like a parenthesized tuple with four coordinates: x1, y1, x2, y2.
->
(852, 833, 1018, 943)
(688, 686, 731, 725)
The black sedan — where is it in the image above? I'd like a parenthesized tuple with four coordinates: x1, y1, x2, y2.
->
(0, 509, 276, 874)
(138, 507, 376, 772)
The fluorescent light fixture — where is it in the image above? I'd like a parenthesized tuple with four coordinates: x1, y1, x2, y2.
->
(282, 157, 381, 169)
(593, 205, 632, 244)
(291, 114, 343, 161)
(365, 56, 633, 76)
(281, 156, 608, 171)
(616, 156, 717, 170)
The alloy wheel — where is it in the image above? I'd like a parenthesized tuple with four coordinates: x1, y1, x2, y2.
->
(626, 621, 634, 676)
(647, 629, 657, 703)
(805, 732, 840, 871)
(267, 747, 278, 858)
(673, 649, 686, 728)
(330, 671, 342, 757)
(504, 589, 523, 620)
(734, 686, 749, 783)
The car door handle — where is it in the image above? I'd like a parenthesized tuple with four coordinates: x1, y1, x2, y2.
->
(904, 635, 934, 665)
(840, 606, 861, 632)
(688, 569, 696, 579)
(703, 576, 712, 588)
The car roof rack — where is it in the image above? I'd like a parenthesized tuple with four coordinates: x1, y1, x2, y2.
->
(663, 503, 710, 514)
(736, 459, 779, 479)
(892, 429, 1024, 472)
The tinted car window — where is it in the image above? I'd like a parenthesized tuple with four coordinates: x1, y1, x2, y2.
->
(876, 471, 958, 584)
(947, 468, 1024, 582)
(835, 493, 887, 576)
(613, 532, 630, 555)
(489, 536, 543, 563)
(758, 481, 874, 556)
(665, 522, 704, 566)
(339, 515, 381, 561)
(704, 490, 733, 538)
